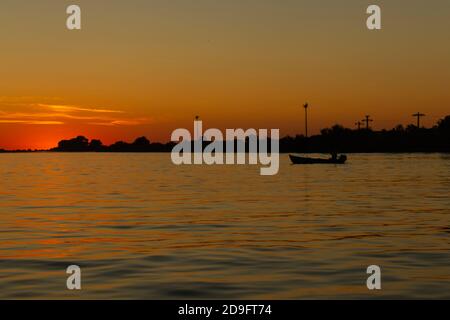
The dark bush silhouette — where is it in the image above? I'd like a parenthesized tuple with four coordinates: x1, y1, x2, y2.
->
(89, 139, 104, 152)
(109, 141, 131, 152)
(133, 136, 150, 146)
(56, 136, 89, 152)
(438, 115, 450, 138)
(40, 114, 449, 153)
(130, 136, 151, 151)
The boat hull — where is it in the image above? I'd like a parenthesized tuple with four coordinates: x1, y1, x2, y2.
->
(289, 154, 347, 165)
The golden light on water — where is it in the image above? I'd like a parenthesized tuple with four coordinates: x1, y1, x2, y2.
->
(0, 153, 449, 298)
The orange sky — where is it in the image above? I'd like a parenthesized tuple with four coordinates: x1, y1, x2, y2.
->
(1, 0, 449, 150)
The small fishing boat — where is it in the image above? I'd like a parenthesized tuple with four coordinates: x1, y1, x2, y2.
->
(289, 154, 347, 164)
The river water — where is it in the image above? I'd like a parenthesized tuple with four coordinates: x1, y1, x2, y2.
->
(0, 153, 449, 299)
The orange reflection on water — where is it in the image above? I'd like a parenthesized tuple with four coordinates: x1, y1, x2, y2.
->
(0, 153, 449, 299)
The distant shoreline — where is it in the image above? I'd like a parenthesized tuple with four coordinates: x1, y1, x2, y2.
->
(1, 115, 449, 153)
(1, 150, 449, 154)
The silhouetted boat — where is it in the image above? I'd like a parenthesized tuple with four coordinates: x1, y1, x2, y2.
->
(289, 154, 347, 164)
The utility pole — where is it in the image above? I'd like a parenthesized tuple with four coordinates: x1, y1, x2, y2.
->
(362, 115, 373, 130)
(194, 115, 201, 139)
(303, 103, 309, 138)
(412, 112, 425, 128)
(355, 121, 362, 130)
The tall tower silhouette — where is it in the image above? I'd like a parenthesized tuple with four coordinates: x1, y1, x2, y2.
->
(412, 112, 425, 128)
(362, 115, 373, 130)
(303, 103, 309, 138)
(194, 115, 201, 140)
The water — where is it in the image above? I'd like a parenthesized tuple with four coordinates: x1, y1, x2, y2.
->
(0, 153, 449, 299)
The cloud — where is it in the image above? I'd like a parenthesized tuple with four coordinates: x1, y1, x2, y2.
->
(88, 119, 148, 126)
(0, 120, 64, 125)
(37, 104, 124, 114)
(0, 112, 97, 120)
(0, 99, 148, 126)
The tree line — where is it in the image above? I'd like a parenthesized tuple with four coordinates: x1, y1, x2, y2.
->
(50, 115, 450, 153)
(1, 115, 449, 153)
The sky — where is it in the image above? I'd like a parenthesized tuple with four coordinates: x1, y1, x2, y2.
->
(0, 0, 449, 149)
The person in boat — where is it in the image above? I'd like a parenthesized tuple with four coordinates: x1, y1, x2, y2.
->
(330, 152, 338, 161)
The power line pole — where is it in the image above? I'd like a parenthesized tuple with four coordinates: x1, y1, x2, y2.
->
(194, 115, 201, 139)
(362, 115, 373, 130)
(303, 103, 309, 138)
(412, 112, 425, 128)
(355, 121, 362, 130)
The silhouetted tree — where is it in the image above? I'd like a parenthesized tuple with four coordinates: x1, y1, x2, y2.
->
(47, 115, 450, 154)
(133, 136, 150, 146)
(57, 136, 89, 151)
(131, 136, 151, 151)
(109, 141, 130, 152)
(89, 139, 104, 151)
(438, 116, 450, 138)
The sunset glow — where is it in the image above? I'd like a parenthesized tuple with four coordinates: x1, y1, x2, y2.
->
(1, 0, 449, 149)
(1, 0, 450, 303)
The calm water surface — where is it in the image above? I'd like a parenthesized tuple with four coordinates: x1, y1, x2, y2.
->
(0, 153, 449, 299)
